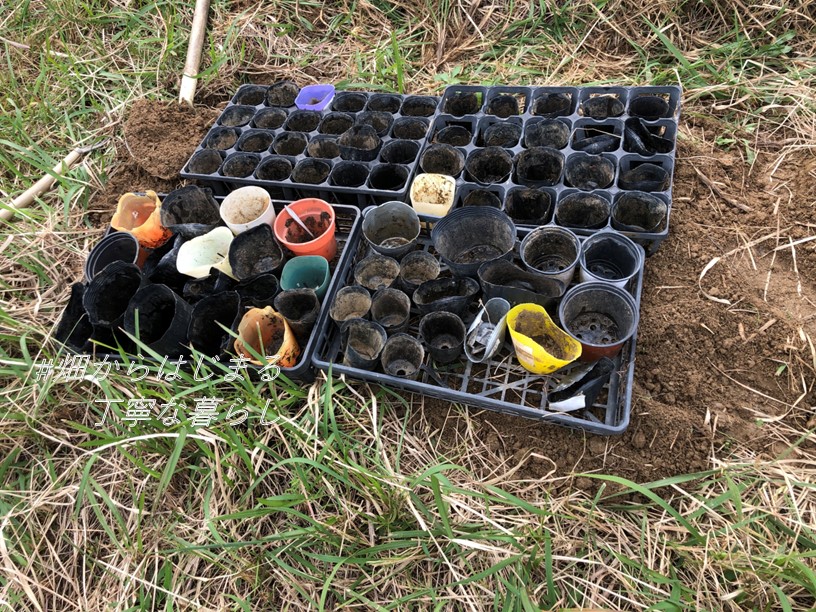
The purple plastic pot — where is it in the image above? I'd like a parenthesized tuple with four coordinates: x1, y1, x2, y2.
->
(295, 84, 335, 111)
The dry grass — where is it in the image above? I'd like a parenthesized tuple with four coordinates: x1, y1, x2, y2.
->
(1, 0, 816, 609)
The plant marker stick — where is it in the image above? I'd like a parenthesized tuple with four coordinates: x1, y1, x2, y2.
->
(178, 0, 210, 106)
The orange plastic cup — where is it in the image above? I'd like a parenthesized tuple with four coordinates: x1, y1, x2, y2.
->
(111, 191, 173, 249)
(273, 198, 337, 260)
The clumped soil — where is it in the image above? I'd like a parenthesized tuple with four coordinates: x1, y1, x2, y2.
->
(403, 116, 816, 491)
(285, 211, 330, 243)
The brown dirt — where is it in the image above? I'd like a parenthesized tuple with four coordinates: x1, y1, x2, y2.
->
(407, 114, 816, 491)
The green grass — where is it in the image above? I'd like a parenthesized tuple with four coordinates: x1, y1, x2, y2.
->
(2, 0, 816, 609)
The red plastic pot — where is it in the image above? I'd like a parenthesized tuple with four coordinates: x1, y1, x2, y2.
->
(273, 198, 337, 260)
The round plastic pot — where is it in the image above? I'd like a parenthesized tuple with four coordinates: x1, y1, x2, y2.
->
(273, 198, 337, 260)
(398, 250, 440, 294)
(205, 127, 239, 150)
(143, 235, 188, 289)
(464, 297, 511, 364)
(504, 188, 553, 225)
(483, 122, 521, 147)
(295, 84, 335, 111)
(430, 206, 516, 277)
(332, 92, 366, 113)
(486, 94, 519, 118)
(273, 132, 308, 156)
(85, 231, 141, 281)
(177, 226, 235, 279)
(255, 156, 293, 181)
(234, 305, 301, 367)
(354, 254, 400, 291)
(183, 268, 236, 303)
(266, 80, 298, 107)
(420, 144, 465, 176)
(228, 223, 285, 280)
(292, 158, 332, 185)
(342, 318, 386, 370)
(220, 105, 255, 127)
(252, 107, 287, 129)
(464, 147, 513, 184)
(161, 185, 222, 237)
(514, 147, 564, 187)
(629, 95, 670, 120)
(558, 282, 639, 362)
(220, 153, 260, 178)
(618, 163, 670, 192)
(524, 119, 569, 149)
(54, 282, 94, 351)
(392, 117, 429, 140)
(477, 259, 565, 309)
(187, 149, 224, 174)
(338, 125, 381, 161)
(564, 154, 615, 190)
(219, 186, 274, 235)
(236, 272, 280, 308)
(370, 288, 411, 334)
(401, 96, 437, 117)
(555, 193, 610, 229)
(380, 140, 420, 164)
(409, 174, 456, 217)
(111, 191, 172, 249)
(507, 303, 582, 374)
(380, 333, 425, 380)
(273, 288, 320, 346)
(188, 290, 241, 356)
(362, 201, 420, 259)
(366, 94, 401, 113)
(236, 129, 274, 153)
(444, 91, 481, 116)
(519, 226, 581, 286)
(284, 109, 321, 132)
(581, 95, 624, 119)
(412, 277, 480, 317)
(318, 112, 354, 135)
(531, 93, 571, 117)
(280, 256, 330, 300)
(419, 311, 465, 364)
(124, 283, 193, 356)
(463, 189, 501, 208)
(434, 126, 471, 147)
(579, 231, 643, 288)
(330, 161, 368, 187)
(355, 111, 393, 136)
(612, 192, 668, 232)
(330, 286, 372, 327)
(82, 261, 143, 328)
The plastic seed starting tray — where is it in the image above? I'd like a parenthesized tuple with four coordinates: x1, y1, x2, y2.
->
(56, 198, 361, 383)
(311, 213, 643, 435)
(180, 84, 441, 207)
(426, 84, 681, 255)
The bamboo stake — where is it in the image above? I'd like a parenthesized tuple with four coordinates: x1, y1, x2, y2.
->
(1, 150, 83, 222)
(178, 0, 211, 106)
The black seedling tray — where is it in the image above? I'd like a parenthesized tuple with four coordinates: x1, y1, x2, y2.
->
(180, 84, 441, 207)
(311, 212, 643, 435)
(429, 84, 681, 255)
(55, 199, 361, 383)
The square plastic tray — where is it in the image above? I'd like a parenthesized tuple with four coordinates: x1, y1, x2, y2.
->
(311, 212, 643, 435)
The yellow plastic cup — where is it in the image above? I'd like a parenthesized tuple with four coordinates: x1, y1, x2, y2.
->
(506, 303, 582, 374)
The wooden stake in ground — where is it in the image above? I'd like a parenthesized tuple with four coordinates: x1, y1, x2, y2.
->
(178, 0, 211, 106)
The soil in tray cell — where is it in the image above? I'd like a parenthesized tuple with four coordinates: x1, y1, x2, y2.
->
(284, 212, 331, 243)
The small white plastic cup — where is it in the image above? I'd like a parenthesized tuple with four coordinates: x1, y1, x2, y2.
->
(219, 186, 276, 235)
(177, 226, 236, 279)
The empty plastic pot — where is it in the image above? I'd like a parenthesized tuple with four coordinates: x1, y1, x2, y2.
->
(273, 132, 308, 156)
(234, 305, 301, 367)
(578, 231, 643, 287)
(295, 84, 335, 111)
(82, 261, 143, 328)
(419, 311, 465, 364)
(354, 254, 400, 291)
(291, 158, 332, 185)
(465, 147, 513, 184)
(273, 288, 320, 346)
(342, 318, 386, 370)
(477, 259, 565, 309)
(54, 282, 94, 351)
(124, 283, 193, 356)
(330, 161, 368, 187)
(434, 126, 471, 147)
(318, 112, 354, 135)
(564, 154, 615, 190)
(482, 121, 521, 147)
(161, 185, 222, 237)
(412, 277, 480, 317)
(515, 147, 565, 187)
(338, 125, 381, 161)
(280, 256, 330, 300)
(355, 111, 393, 136)
(228, 223, 285, 280)
(409, 174, 456, 217)
(444, 91, 481, 116)
(370, 288, 411, 334)
(519, 226, 581, 286)
(177, 226, 236, 279)
(84, 231, 141, 281)
(266, 80, 299, 107)
(523, 119, 570, 149)
(333, 92, 367, 113)
(431, 206, 516, 277)
(381, 334, 425, 380)
(506, 303, 582, 374)
(330, 286, 372, 327)
(504, 188, 553, 225)
(555, 193, 610, 230)
(420, 144, 465, 176)
(219, 186, 274, 235)
(582, 95, 624, 119)
(284, 110, 321, 132)
(362, 201, 420, 259)
(392, 117, 429, 140)
(111, 191, 172, 249)
(612, 192, 668, 233)
(398, 250, 440, 294)
(532, 93, 571, 117)
(618, 163, 670, 192)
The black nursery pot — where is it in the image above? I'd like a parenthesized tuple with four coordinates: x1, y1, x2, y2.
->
(434, 125, 472, 147)
(252, 107, 287, 129)
(255, 156, 293, 181)
(83, 261, 143, 328)
(285, 110, 321, 132)
(306, 137, 340, 159)
(273, 132, 308, 156)
(618, 163, 670, 192)
(355, 111, 394, 137)
(291, 158, 332, 184)
(205, 127, 239, 150)
(273, 288, 320, 345)
(183, 268, 236, 303)
(430, 206, 516, 277)
(477, 259, 565, 309)
(220, 105, 255, 127)
(333, 92, 367, 113)
(419, 311, 465, 364)
(84, 231, 140, 280)
(187, 149, 223, 174)
(370, 288, 411, 334)
(444, 91, 481, 116)
(514, 147, 565, 186)
(188, 291, 241, 356)
(160, 185, 222, 236)
(612, 192, 668, 232)
(462, 189, 501, 208)
(398, 250, 440, 294)
(380, 140, 420, 164)
(342, 318, 387, 370)
(330, 285, 372, 326)
(236, 129, 274, 153)
(523, 120, 569, 149)
(368, 164, 408, 191)
(220, 153, 260, 178)
(236, 272, 280, 308)
(401, 95, 437, 117)
(556, 192, 611, 229)
(229, 224, 285, 280)
(504, 188, 553, 225)
(338, 125, 381, 161)
(144, 235, 188, 289)
(392, 117, 429, 140)
(412, 277, 480, 317)
(124, 284, 193, 356)
(354, 254, 400, 291)
(564, 154, 615, 190)
(331, 161, 369, 188)
(465, 147, 513, 184)
(581, 95, 624, 119)
(486, 94, 520, 118)
(482, 121, 521, 147)
(318, 112, 354, 135)
(54, 282, 94, 351)
(366, 94, 401, 113)
(531, 92, 572, 117)
(266, 80, 299, 107)
(380, 334, 425, 380)
(419, 144, 465, 176)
